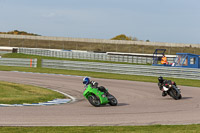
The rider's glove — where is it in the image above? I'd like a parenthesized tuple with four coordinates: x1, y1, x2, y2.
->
(91, 81, 98, 88)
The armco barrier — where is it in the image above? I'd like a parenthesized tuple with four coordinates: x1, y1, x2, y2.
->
(42, 59, 200, 80)
(0, 58, 37, 67)
(18, 48, 175, 64)
(0, 51, 12, 54)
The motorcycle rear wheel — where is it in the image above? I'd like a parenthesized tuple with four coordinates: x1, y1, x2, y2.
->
(88, 95, 101, 107)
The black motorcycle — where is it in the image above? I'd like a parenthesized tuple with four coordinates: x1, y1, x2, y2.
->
(163, 84, 182, 100)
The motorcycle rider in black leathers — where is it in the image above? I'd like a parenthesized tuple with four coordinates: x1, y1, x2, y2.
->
(158, 76, 176, 97)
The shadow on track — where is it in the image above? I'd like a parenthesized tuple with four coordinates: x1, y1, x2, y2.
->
(181, 97, 193, 100)
(117, 103, 129, 106)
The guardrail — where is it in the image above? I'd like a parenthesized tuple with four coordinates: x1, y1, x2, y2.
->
(42, 59, 200, 80)
(0, 51, 12, 54)
(0, 58, 37, 67)
(18, 48, 174, 64)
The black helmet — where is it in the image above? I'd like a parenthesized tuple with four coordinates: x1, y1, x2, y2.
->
(158, 76, 164, 83)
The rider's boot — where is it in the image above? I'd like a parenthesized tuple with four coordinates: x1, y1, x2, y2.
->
(104, 90, 110, 96)
(162, 91, 167, 97)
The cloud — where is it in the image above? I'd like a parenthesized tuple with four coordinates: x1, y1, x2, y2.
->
(42, 12, 56, 18)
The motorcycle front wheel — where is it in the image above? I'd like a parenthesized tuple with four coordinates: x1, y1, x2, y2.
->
(178, 94, 182, 99)
(169, 87, 180, 100)
(108, 95, 118, 106)
(88, 95, 101, 107)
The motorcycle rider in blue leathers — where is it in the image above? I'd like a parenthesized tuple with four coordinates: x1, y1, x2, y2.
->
(83, 77, 109, 95)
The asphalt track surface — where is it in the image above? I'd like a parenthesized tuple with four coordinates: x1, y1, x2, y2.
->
(0, 71, 200, 126)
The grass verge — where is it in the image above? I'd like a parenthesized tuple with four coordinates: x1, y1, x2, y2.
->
(0, 124, 200, 133)
(1, 37, 200, 54)
(0, 65, 199, 88)
(0, 81, 66, 104)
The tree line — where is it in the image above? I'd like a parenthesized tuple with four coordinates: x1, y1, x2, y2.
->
(0, 30, 149, 42)
(111, 34, 150, 42)
(0, 30, 40, 36)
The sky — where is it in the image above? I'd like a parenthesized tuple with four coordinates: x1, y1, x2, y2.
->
(0, 0, 199, 44)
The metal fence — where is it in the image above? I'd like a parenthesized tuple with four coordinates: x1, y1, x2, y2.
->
(0, 58, 37, 67)
(18, 48, 174, 64)
(42, 59, 200, 80)
(0, 51, 12, 55)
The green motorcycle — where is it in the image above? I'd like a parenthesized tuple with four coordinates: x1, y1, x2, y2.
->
(83, 84, 118, 107)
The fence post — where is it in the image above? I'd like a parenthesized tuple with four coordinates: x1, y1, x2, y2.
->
(30, 59, 32, 67)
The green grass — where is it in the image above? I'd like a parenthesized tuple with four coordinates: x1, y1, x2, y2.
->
(0, 65, 199, 88)
(0, 81, 66, 104)
(0, 37, 200, 54)
(0, 125, 200, 133)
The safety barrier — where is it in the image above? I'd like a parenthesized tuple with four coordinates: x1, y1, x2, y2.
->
(42, 59, 200, 80)
(0, 51, 12, 54)
(0, 58, 37, 67)
(18, 48, 175, 64)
